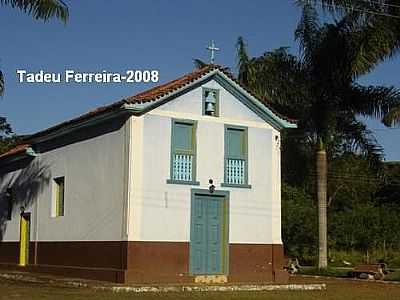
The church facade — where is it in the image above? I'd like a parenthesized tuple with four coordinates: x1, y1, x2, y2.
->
(0, 65, 296, 283)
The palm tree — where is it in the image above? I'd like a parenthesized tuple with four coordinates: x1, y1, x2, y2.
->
(0, 0, 69, 95)
(237, 4, 400, 268)
(304, 0, 400, 125)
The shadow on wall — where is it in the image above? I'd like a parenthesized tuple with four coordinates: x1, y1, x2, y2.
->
(0, 158, 50, 241)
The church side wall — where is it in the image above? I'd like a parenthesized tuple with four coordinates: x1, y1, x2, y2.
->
(0, 117, 128, 282)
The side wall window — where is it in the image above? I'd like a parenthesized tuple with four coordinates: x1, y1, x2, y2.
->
(54, 177, 65, 217)
(169, 119, 197, 183)
(224, 125, 249, 186)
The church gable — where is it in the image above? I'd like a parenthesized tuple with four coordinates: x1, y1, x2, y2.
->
(124, 65, 296, 130)
(153, 79, 267, 124)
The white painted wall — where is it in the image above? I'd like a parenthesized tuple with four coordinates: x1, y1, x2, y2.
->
(0, 121, 127, 242)
(0, 78, 283, 245)
(128, 79, 283, 244)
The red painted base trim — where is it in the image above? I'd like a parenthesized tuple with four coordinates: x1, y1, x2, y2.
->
(0, 241, 288, 284)
(0, 242, 19, 265)
(124, 242, 287, 284)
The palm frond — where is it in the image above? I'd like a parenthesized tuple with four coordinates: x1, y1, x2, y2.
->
(295, 3, 320, 61)
(346, 84, 400, 120)
(236, 36, 254, 87)
(305, 0, 392, 16)
(236, 36, 249, 67)
(0, 70, 4, 97)
(193, 58, 207, 69)
(335, 115, 383, 166)
(236, 42, 309, 118)
(0, 0, 69, 23)
(352, 18, 400, 76)
(383, 106, 400, 126)
(305, 0, 400, 75)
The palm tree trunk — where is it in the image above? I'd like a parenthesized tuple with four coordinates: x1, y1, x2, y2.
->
(316, 149, 328, 269)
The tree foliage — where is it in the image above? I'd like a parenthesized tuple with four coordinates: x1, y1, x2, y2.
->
(282, 184, 317, 264)
(0, 117, 18, 154)
(283, 156, 400, 265)
(302, 0, 400, 125)
(236, 3, 400, 167)
(237, 9, 400, 155)
(0, 0, 68, 22)
(193, 58, 208, 69)
(238, 4, 400, 266)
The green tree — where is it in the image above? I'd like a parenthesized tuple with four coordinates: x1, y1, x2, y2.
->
(237, 5, 400, 268)
(0, 0, 69, 95)
(328, 153, 382, 211)
(305, 0, 400, 125)
(0, 117, 18, 154)
(376, 162, 400, 206)
(331, 203, 380, 262)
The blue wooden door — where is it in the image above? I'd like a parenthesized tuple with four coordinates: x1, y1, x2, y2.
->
(190, 194, 227, 274)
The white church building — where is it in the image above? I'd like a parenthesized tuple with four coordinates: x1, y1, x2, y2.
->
(0, 65, 296, 283)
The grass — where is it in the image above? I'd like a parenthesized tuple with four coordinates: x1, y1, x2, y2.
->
(298, 266, 400, 282)
(1, 275, 400, 300)
(327, 249, 400, 269)
(385, 271, 400, 282)
(298, 266, 351, 278)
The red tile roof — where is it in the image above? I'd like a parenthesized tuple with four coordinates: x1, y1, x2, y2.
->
(125, 65, 222, 104)
(26, 65, 222, 141)
(0, 144, 30, 159)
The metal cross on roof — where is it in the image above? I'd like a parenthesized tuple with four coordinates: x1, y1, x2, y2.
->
(206, 40, 220, 64)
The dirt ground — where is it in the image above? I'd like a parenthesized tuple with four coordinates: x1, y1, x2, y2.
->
(0, 273, 399, 300)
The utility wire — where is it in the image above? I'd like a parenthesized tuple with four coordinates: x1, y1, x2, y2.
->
(295, 172, 400, 185)
(358, 0, 400, 10)
(306, 0, 400, 19)
(369, 127, 400, 131)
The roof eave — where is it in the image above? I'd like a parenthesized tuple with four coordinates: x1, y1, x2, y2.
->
(27, 107, 133, 145)
(0, 147, 37, 166)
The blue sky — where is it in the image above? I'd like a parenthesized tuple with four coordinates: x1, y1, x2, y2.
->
(0, 0, 399, 160)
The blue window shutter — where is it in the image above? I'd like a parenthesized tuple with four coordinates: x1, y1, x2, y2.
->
(224, 126, 249, 186)
(173, 122, 193, 152)
(226, 128, 245, 159)
(170, 119, 197, 183)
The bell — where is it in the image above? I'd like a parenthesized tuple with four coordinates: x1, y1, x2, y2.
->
(205, 92, 216, 115)
(205, 92, 216, 104)
(206, 102, 215, 115)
